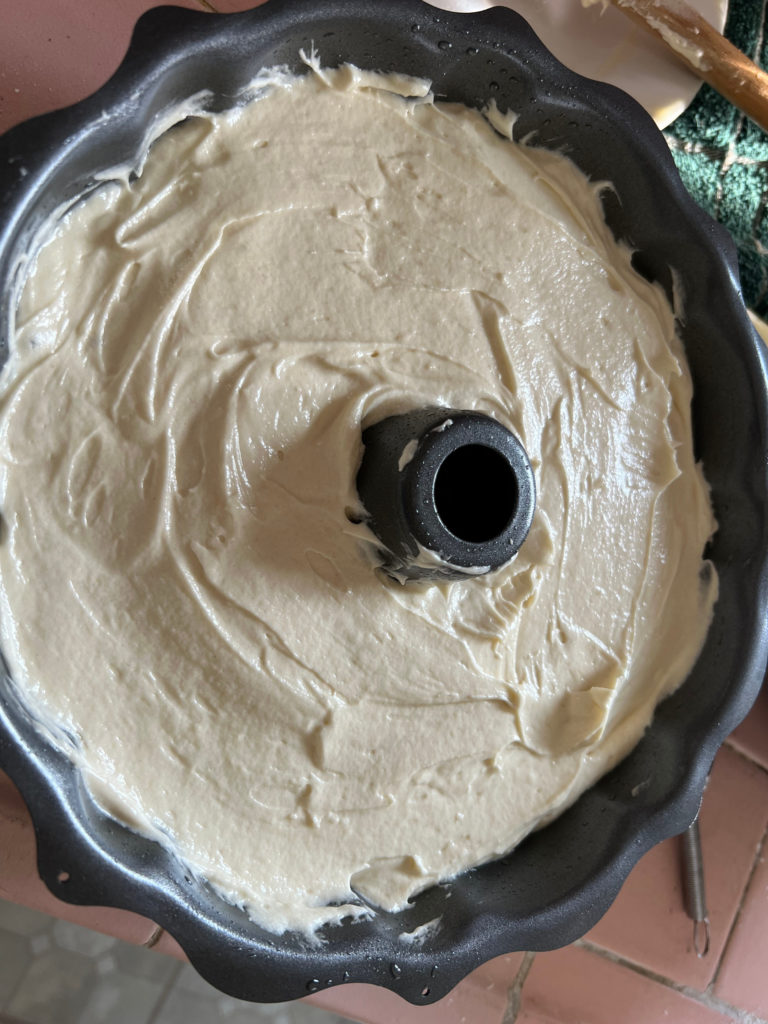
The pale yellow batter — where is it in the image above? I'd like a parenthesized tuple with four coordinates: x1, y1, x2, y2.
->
(0, 63, 717, 933)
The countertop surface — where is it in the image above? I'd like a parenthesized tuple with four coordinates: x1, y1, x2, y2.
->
(1, 3, 768, 1023)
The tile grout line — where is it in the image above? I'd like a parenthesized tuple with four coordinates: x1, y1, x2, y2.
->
(501, 951, 536, 1024)
(696, 744, 768, 1003)
(710, 825, 768, 991)
(717, 736, 768, 980)
(714, 740, 768, 994)
(723, 739, 768, 776)
(576, 938, 768, 1024)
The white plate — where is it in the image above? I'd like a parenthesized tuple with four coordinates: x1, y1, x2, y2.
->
(426, 0, 728, 127)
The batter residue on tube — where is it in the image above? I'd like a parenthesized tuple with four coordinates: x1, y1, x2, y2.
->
(0, 60, 717, 934)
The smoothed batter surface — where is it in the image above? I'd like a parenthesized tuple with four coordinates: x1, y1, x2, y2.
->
(0, 64, 717, 933)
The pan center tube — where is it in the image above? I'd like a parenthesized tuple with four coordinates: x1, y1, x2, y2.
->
(355, 407, 536, 582)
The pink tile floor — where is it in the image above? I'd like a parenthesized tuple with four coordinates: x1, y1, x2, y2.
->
(1, 1, 768, 1022)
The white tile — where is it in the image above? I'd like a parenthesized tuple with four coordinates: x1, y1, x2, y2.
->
(281, 1007, 356, 1024)
(0, 900, 53, 937)
(0, 928, 30, 1008)
(290, 1011, 355, 1024)
(79, 971, 165, 1024)
(173, 962, 219, 997)
(153, 985, 226, 1024)
(157, 974, 358, 1024)
(247, 1003, 356, 1023)
(218, 997, 295, 1023)
(96, 954, 117, 975)
(112, 941, 180, 983)
(221, 1001, 358, 1024)
(52, 919, 117, 957)
(29, 934, 51, 955)
(6, 947, 94, 1024)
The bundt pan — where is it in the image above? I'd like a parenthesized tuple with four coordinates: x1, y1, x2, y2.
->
(1, 0, 767, 1005)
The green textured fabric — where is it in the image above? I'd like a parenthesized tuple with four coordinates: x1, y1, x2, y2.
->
(664, 0, 768, 315)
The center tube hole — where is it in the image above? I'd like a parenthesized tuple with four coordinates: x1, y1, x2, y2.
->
(433, 444, 517, 544)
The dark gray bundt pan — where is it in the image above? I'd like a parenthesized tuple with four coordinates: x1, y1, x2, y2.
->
(0, 0, 767, 1005)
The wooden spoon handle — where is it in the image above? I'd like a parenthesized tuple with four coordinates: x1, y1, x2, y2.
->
(608, 0, 768, 133)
